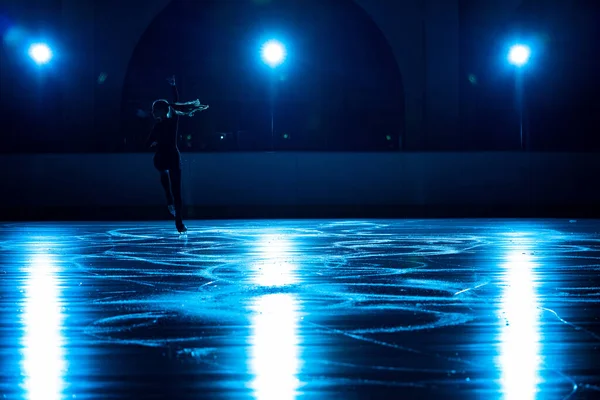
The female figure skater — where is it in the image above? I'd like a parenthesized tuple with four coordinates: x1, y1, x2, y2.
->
(146, 76, 209, 233)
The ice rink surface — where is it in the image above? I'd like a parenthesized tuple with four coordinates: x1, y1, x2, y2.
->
(1, 219, 599, 399)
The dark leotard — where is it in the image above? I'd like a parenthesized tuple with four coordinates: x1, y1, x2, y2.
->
(146, 85, 181, 171)
(151, 117, 181, 171)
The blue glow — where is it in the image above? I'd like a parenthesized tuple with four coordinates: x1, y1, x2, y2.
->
(28, 43, 53, 65)
(508, 44, 530, 67)
(249, 293, 301, 400)
(261, 40, 286, 68)
(499, 248, 541, 399)
(4, 26, 26, 45)
(21, 254, 66, 400)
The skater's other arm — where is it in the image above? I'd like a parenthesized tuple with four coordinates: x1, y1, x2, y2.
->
(145, 126, 158, 148)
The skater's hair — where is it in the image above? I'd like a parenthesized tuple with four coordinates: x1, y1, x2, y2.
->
(152, 99, 207, 118)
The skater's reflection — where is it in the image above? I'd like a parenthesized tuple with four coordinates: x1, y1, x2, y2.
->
(499, 249, 541, 400)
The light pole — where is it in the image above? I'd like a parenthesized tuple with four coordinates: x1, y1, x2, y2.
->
(260, 40, 286, 150)
(508, 44, 531, 150)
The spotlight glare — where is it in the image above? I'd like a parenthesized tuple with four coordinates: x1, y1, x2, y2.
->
(508, 44, 530, 67)
(28, 43, 52, 65)
(261, 40, 286, 68)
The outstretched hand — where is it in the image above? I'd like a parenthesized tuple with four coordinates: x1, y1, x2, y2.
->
(166, 75, 176, 86)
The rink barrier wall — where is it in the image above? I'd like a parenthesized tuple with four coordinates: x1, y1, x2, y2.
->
(2, 152, 598, 219)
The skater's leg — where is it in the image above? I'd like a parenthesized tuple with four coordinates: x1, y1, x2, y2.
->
(159, 171, 174, 205)
(169, 167, 186, 232)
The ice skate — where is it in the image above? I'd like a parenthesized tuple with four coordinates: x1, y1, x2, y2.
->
(176, 220, 187, 234)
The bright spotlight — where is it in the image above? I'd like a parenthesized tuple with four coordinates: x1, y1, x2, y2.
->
(261, 40, 286, 68)
(28, 43, 52, 65)
(508, 44, 530, 67)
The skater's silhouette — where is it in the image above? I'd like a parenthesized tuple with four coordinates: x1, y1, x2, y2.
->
(146, 75, 209, 233)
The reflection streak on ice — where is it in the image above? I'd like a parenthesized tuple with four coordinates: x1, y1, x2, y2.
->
(499, 246, 541, 400)
(21, 253, 66, 400)
(249, 294, 301, 400)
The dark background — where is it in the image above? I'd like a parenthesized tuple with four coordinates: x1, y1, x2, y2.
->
(121, 0, 404, 152)
(1, 0, 599, 153)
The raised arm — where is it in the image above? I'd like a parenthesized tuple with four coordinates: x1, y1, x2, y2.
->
(167, 75, 179, 103)
(171, 83, 179, 103)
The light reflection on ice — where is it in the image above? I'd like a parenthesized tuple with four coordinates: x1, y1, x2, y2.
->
(499, 248, 541, 400)
(248, 294, 301, 400)
(21, 254, 66, 400)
